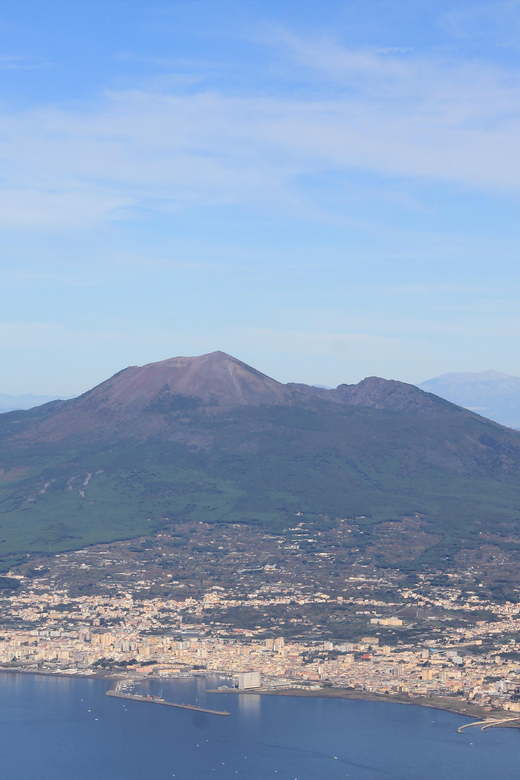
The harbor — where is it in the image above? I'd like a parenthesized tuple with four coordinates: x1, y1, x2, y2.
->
(106, 681, 230, 716)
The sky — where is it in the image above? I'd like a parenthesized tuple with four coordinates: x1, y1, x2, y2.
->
(2, 0, 520, 395)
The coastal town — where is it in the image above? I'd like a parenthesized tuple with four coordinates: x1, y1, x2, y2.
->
(1, 532, 520, 718)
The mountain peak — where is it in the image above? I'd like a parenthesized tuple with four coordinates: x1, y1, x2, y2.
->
(17, 352, 295, 442)
(288, 375, 451, 415)
(87, 351, 289, 409)
(16, 353, 468, 444)
(5, 354, 520, 572)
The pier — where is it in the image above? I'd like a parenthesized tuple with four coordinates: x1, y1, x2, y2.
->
(457, 716, 520, 733)
(106, 685, 231, 716)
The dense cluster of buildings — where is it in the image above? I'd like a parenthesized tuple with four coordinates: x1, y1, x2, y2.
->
(1, 567, 520, 712)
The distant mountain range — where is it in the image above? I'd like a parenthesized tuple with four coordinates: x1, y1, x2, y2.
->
(1, 352, 520, 574)
(0, 393, 62, 414)
(419, 371, 520, 429)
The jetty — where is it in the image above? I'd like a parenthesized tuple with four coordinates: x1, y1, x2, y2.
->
(106, 685, 230, 716)
(457, 716, 520, 733)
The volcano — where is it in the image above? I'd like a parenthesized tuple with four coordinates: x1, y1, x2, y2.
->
(17, 351, 296, 442)
(1, 351, 520, 571)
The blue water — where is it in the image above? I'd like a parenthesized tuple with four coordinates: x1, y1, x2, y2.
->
(0, 673, 518, 779)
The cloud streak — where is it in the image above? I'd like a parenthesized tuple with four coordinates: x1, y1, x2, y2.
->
(2, 33, 520, 229)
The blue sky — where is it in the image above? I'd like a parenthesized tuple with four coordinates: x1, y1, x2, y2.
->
(2, 0, 520, 395)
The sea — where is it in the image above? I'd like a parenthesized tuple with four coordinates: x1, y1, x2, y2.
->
(0, 672, 518, 780)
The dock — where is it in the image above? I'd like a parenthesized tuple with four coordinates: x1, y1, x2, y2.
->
(457, 716, 520, 733)
(106, 688, 231, 716)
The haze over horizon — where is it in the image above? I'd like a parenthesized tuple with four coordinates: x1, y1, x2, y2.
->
(2, 1, 520, 394)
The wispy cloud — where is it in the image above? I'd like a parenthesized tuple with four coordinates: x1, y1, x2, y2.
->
(2, 32, 520, 228)
(0, 54, 46, 70)
(0, 188, 131, 228)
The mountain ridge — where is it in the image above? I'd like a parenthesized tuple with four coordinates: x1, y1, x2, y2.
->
(1, 351, 520, 574)
(16, 352, 466, 444)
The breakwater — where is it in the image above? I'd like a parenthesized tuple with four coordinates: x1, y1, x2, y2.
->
(457, 716, 520, 733)
(106, 683, 230, 716)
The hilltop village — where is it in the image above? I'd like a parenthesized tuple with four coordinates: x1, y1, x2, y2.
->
(1, 527, 520, 716)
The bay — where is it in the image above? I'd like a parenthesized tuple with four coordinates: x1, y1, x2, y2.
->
(0, 672, 518, 779)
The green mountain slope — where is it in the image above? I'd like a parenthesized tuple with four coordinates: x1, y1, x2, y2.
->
(1, 352, 520, 571)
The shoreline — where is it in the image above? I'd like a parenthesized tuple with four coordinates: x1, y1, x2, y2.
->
(0, 666, 125, 682)
(2, 667, 519, 728)
(207, 686, 520, 727)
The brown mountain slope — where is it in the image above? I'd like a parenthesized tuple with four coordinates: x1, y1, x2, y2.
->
(288, 376, 456, 415)
(17, 352, 477, 445)
(18, 352, 466, 445)
(93, 351, 291, 409)
(17, 351, 297, 442)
